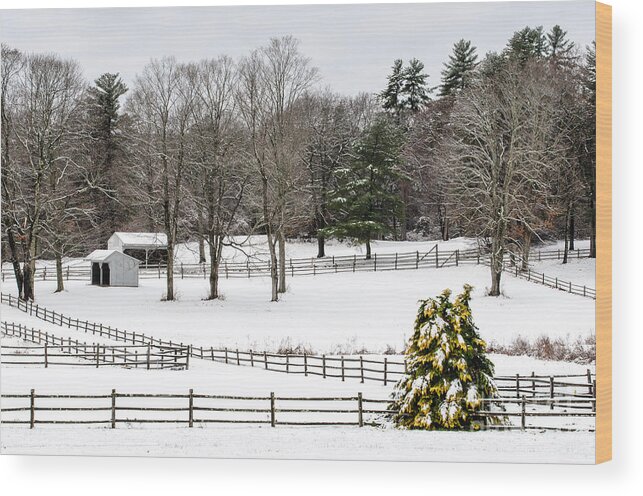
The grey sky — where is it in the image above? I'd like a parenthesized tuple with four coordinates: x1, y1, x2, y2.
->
(0, 1, 596, 96)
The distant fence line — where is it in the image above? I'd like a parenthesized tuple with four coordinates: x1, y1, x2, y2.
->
(0, 246, 595, 298)
(1, 321, 189, 370)
(0, 389, 595, 431)
(1, 293, 596, 402)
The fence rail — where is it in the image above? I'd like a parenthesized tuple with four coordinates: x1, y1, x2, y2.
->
(1, 293, 595, 401)
(1, 321, 189, 370)
(1, 247, 594, 298)
(0, 389, 595, 431)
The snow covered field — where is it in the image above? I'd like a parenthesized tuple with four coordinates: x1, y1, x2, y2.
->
(1, 426, 594, 463)
(1, 238, 596, 463)
(2, 263, 595, 353)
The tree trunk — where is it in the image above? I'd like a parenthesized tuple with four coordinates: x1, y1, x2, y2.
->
(317, 234, 325, 258)
(197, 213, 206, 264)
(521, 231, 531, 271)
(489, 237, 503, 297)
(278, 231, 286, 294)
(569, 208, 575, 251)
(165, 241, 174, 301)
(207, 236, 221, 300)
(5, 229, 24, 298)
(365, 239, 372, 260)
(55, 251, 64, 293)
(22, 261, 35, 301)
(563, 205, 571, 265)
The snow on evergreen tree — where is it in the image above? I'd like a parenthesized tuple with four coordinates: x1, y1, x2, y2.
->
(402, 58, 430, 112)
(439, 39, 478, 97)
(389, 285, 506, 430)
(322, 117, 404, 259)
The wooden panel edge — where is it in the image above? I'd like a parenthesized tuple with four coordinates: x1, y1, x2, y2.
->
(595, 1, 612, 465)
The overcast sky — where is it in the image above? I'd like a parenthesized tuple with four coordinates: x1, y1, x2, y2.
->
(0, 1, 596, 96)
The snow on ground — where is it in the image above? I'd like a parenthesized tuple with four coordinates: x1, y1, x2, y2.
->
(2, 264, 595, 353)
(0, 426, 594, 463)
(528, 258, 596, 288)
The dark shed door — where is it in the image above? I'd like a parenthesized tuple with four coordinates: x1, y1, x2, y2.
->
(101, 263, 111, 286)
(91, 263, 101, 285)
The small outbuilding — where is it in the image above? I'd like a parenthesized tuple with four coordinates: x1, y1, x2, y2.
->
(107, 232, 168, 267)
(86, 250, 140, 287)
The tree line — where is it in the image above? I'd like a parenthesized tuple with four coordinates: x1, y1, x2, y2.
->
(1, 25, 596, 301)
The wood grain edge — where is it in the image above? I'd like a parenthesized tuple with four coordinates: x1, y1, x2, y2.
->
(595, 1, 612, 465)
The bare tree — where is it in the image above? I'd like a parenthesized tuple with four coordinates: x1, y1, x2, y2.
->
(3, 51, 85, 299)
(128, 58, 196, 301)
(446, 59, 565, 296)
(186, 57, 251, 300)
(237, 36, 318, 301)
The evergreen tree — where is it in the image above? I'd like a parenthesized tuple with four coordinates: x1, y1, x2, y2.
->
(402, 58, 430, 112)
(505, 26, 547, 64)
(389, 285, 506, 430)
(439, 39, 478, 97)
(323, 117, 404, 259)
(88, 73, 128, 244)
(379, 59, 405, 117)
(547, 25, 575, 60)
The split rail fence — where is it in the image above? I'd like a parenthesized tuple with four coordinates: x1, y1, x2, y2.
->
(0, 389, 595, 431)
(0, 247, 594, 298)
(1, 294, 595, 405)
(1, 321, 189, 370)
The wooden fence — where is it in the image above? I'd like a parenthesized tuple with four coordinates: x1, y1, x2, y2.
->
(0, 389, 595, 431)
(1, 293, 595, 398)
(0, 246, 593, 294)
(1, 321, 189, 370)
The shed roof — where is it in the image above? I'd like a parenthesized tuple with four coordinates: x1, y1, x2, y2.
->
(111, 232, 168, 248)
(86, 249, 140, 264)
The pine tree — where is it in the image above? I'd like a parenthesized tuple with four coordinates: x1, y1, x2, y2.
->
(505, 26, 547, 64)
(322, 118, 404, 259)
(547, 25, 576, 66)
(439, 39, 478, 97)
(88, 73, 129, 244)
(402, 58, 430, 112)
(389, 285, 506, 430)
(379, 59, 405, 117)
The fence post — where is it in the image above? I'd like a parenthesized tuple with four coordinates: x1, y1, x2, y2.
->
(435, 246, 439, 268)
(384, 357, 388, 386)
(250, 350, 254, 367)
(304, 353, 308, 376)
(456, 249, 459, 267)
(30, 389, 35, 429)
(592, 380, 597, 412)
(236, 348, 240, 366)
(358, 392, 363, 427)
(587, 369, 593, 395)
(188, 389, 194, 428)
(44, 343, 48, 368)
(515, 374, 520, 398)
(322, 354, 326, 378)
(521, 395, 526, 430)
(264, 351, 268, 369)
(395, 253, 398, 270)
(285, 354, 290, 373)
(341, 356, 345, 382)
(225, 348, 228, 364)
(549, 376, 555, 410)
(111, 389, 116, 429)
(531, 371, 535, 397)
(416, 251, 419, 269)
(146, 345, 151, 370)
(181, 263, 184, 280)
(270, 392, 276, 427)
(360, 356, 364, 383)
(374, 253, 377, 272)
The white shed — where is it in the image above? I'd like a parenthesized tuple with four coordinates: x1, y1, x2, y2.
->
(107, 232, 168, 266)
(86, 250, 139, 287)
